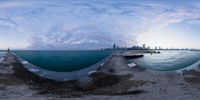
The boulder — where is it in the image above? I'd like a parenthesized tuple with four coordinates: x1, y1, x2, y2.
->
(91, 72, 119, 87)
(76, 77, 96, 90)
(76, 72, 120, 90)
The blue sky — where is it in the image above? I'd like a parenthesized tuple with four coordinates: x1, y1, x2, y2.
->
(0, 0, 200, 50)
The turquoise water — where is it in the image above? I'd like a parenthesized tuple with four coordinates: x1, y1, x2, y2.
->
(0, 51, 6, 62)
(14, 50, 112, 72)
(0, 52, 5, 57)
(129, 50, 200, 71)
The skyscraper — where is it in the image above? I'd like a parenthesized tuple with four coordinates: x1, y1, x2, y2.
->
(142, 44, 146, 49)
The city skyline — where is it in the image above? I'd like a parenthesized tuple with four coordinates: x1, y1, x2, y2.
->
(0, 0, 200, 50)
(107, 43, 197, 51)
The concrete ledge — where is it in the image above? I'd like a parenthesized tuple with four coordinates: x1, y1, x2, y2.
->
(12, 52, 112, 81)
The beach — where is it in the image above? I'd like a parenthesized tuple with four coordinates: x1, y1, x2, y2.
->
(0, 50, 200, 100)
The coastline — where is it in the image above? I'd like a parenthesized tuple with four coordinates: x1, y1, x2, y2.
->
(1, 50, 200, 99)
(13, 51, 113, 81)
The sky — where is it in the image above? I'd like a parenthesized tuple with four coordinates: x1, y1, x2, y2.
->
(0, 0, 200, 50)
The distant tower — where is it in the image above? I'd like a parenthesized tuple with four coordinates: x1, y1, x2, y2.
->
(7, 47, 10, 53)
(155, 46, 157, 50)
(159, 46, 162, 50)
(142, 44, 146, 49)
(113, 43, 116, 50)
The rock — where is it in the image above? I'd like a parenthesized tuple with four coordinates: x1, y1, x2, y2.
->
(100, 63, 105, 66)
(22, 61, 29, 64)
(76, 77, 95, 90)
(184, 77, 200, 84)
(76, 72, 120, 90)
(113, 89, 145, 95)
(87, 71, 97, 77)
(28, 68, 40, 72)
(0, 84, 6, 90)
(127, 63, 136, 68)
(91, 72, 119, 87)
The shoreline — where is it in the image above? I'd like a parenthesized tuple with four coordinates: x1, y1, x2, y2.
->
(1, 50, 200, 99)
(13, 52, 113, 81)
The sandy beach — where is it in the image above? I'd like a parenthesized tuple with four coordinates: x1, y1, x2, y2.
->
(0, 51, 200, 100)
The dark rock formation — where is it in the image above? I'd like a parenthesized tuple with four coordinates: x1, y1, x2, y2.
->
(76, 72, 119, 90)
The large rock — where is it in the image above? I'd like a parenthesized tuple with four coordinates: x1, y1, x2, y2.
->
(76, 77, 95, 90)
(91, 72, 119, 87)
(76, 72, 119, 90)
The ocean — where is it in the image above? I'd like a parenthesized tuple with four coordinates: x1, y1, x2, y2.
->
(14, 50, 112, 72)
(129, 50, 200, 71)
(0, 51, 6, 63)
(13, 50, 200, 73)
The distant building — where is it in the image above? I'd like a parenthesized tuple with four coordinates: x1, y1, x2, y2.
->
(105, 43, 152, 50)
(155, 46, 157, 50)
(116, 45, 119, 49)
(142, 44, 146, 49)
(113, 43, 116, 50)
(7, 48, 10, 53)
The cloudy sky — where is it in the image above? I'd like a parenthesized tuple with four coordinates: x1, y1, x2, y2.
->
(0, 0, 200, 50)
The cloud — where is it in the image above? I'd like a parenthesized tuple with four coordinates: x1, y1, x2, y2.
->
(0, 1, 200, 49)
(0, 1, 32, 9)
(135, 6, 200, 35)
(0, 18, 16, 29)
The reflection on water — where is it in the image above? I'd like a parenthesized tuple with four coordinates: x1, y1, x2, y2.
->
(129, 50, 200, 71)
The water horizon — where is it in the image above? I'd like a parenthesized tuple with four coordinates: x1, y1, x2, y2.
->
(129, 50, 200, 71)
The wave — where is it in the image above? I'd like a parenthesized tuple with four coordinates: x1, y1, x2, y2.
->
(0, 57, 4, 63)
(176, 59, 200, 74)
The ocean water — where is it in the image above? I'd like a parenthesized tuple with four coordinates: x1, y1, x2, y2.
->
(129, 50, 200, 71)
(14, 50, 112, 72)
(0, 51, 6, 56)
(0, 51, 6, 63)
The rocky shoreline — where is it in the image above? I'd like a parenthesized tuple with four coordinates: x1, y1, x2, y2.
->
(1, 51, 200, 100)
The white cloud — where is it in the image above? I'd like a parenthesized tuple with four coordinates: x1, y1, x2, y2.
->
(0, 1, 200, 49)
